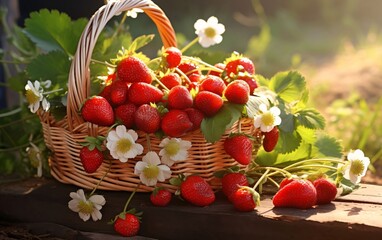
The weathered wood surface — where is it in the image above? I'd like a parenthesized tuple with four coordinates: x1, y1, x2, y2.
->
(0, 178, 381, 240)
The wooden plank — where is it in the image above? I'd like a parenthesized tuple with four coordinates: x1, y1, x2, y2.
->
(337, 184, 382, 204)
(0, 178, 381, 240)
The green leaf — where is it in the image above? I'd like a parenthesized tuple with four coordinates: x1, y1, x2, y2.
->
(201, 103, 244, 143)
(127, 34, 155, 53)
(24, 9, 87, 54)
(269, 71, 306, 103)
(276, 128, 302, 154)
(296, 108, 326, 130)
(314, 134, 343, 158)
(26, 50, 71, 84)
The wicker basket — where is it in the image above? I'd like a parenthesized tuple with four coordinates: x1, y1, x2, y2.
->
(38, 0, 261, 192)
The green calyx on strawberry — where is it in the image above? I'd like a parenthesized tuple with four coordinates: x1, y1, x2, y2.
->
(112, 208, 142, 237)
(79, 136, 105, 173)
(230, 186, 260, 212)
(223, 52, 255, 79)
(150, 187, 172, 207)
(224, 133, 254, 165)
(81, 96, 115, 126)
(170, 174, 215, 207)
(272, 178, 317, 209)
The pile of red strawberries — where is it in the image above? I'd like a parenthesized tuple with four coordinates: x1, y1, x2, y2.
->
(78, 46, 280, 173)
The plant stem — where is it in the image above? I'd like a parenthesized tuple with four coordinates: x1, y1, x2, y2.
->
(123, 183, 141, 212)
(180, 37, 199, 53)
(252, 168, 269, 191)
(89, 159, 112, 196)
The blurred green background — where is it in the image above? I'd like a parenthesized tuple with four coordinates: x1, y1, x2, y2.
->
(1, 0, 382, 182)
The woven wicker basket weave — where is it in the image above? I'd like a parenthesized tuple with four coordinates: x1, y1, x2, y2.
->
(38, 0, 261, 193)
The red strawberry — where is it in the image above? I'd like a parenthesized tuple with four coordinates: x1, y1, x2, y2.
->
(81, 96, 115, 126)
(114, 212, 140, 237)
(199, 75, 226, 96)
(194, 91, 223, 117)
(225, 57, 255, 77)
(150, 188, 172, 207)
(116, 56, 152, 83)
(184, 107, 205, 131)
(160, 73, 181, 89)
(110, 80, 129, 106)
(208, 63, 225, 77)
(238, 75, 258, 94)
(188, 73, 203, 83)
(114, 103, 137, 128)
(224, 134, 253, 165)
(99, 73, 116, 100)
(262, 126, 279, 152)
(167, 85, 193, 110)
(128, 82, 164, 106)
(134, 104, 161, 133)
(79, 146, 103, 173)
(223, 80, 250, 104)
(161, 109, 193, 137)
(313, 178, 337, 205)
(163, 47, 182, 68)
(178, 62, 199, 76)
(230, 187, 259, 212)
(272, 179, 317, 209)
(180, 175, 215, 207)
(279, 177, 295, 189)
(221, 172, 249, 201)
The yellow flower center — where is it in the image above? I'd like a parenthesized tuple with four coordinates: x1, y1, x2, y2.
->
(78, 200, 94, 214)
(350, 159, 365, 176)
(25, 89, 40, 104)
(165, 141, 180, 156)
(143, 164, 159, 179)
(204, 27, 216, 38)
(261, 112, 275, 126)
(116, 138, 132, 153)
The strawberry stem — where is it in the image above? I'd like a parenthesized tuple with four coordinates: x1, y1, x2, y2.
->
(252, 168, 269, 191)
(182, 56, 224, 73)
(153, 75, 170, 92)
(174, 68, 192, 85)
(180, 37, 199, 53)
(123, 183, 141, 212)
(90, 158, 112, 196)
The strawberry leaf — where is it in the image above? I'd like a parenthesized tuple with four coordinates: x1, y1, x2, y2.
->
(314, 134, 343, 158)
(201, 103, 244, 143)
(24, 9, 87, 54)
(269, 71, 306, 103)
(295, 108, 326, 130)
(127, 34, 155, 53)
(26, 50, 70, 87)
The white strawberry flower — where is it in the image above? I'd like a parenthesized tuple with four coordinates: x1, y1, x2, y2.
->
(159, 138, 191, 166)
(342, 149, 370, 184)
(25, 80, 50, 113)
(106, 125, 144, 162)
(134, 151, 172, 187)
(126, 8, 144, 18)
(194, 16, 225, 48)
(68, 189, 106, 222)
(253, 103, 282, 132)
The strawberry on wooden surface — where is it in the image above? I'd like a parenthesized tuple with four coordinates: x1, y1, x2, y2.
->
(180, 175, 215, 207)
(150, 188, 172, 207)
(273, 179, 317, 209)
(313, 178, 338, 205)
(221, 172, 249, 201)
(114, 212, 141, 237)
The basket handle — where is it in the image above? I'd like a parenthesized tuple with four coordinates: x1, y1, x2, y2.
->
(66, 0, 177, 130)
